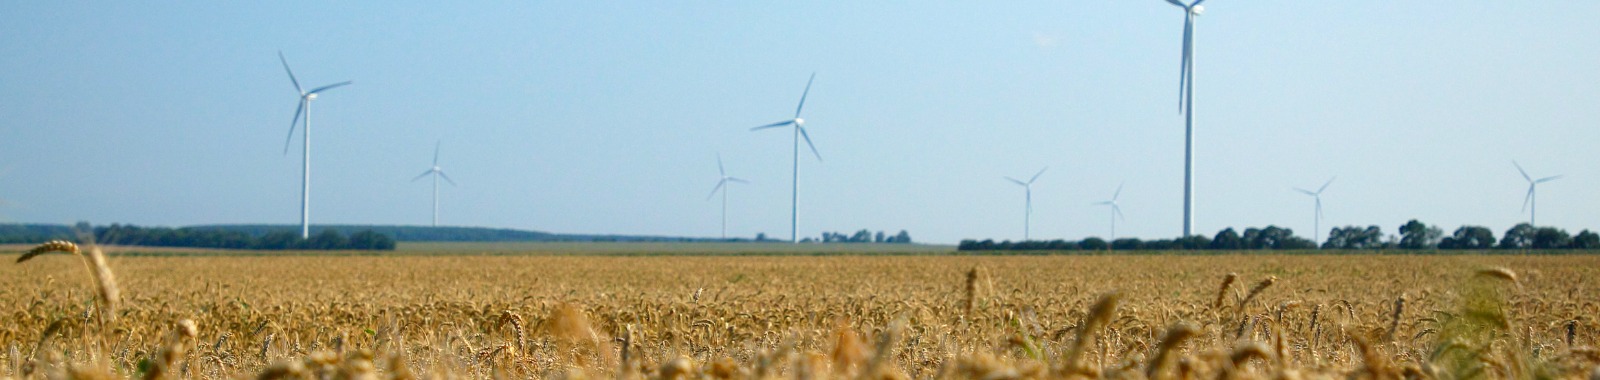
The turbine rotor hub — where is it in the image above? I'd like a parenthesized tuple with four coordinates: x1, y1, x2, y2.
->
(794, 117, 805, 126)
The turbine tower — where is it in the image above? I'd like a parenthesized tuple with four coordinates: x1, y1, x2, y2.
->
(751, 73, 822, 243)
(1162, 0, 1207, 237)
(1004, 167, 1048, 241)
(412, 141, 456, 227)
(1514, 161, 1562, 226)
(1094, 183, 1126, 241)
(706, 154, 750, 240)
(278, 51, 352, 238)
(1293, 177, 1335, 247)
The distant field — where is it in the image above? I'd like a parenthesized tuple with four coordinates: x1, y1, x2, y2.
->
(0, 242, 958, 256)
(3, 253, 1596, 378)
(395, 241, 957, 255)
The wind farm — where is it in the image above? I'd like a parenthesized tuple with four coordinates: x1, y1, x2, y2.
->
(705, 153, 749, 240)
(4, 3, 1600, 379)
(411, 141, 456, 227)
(1294, 177, 1334, 247)
(277, 51, 352, 239)
(750, 73, 822, 244)
(1003, 167, 1047, 240)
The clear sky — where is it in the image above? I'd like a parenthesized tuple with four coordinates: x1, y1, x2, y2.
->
(2, 2, 1597, 244)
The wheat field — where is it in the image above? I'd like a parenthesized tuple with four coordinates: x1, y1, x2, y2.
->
(1, 250, 1597, 379)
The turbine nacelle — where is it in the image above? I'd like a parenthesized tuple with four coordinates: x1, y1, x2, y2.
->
(794, 118, 805, 126)
(305, 93, 319, 100)
(1190, 5, 1204, 15)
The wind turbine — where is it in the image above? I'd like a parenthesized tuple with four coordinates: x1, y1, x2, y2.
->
(1162, 0, 1207, 237)
(1294, 177, 1335, 247)
(750, 73, 822, 243)
(1094, 183, 1126, 241)
(1004, 167, 1048, 241)
(412, 141, 456, 227)
(278, 51, 352, 239)
(706, 154, 750, 240)
(1514, 161, 1562, 226)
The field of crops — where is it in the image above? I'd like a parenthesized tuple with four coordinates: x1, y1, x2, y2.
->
(1, 246, 1597, 379)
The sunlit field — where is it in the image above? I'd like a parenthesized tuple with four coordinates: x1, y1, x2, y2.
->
(1, 246, 1597, 379)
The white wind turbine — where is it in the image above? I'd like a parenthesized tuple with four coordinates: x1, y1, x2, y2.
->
(706, 154, 750, 240)
(1004, 167, 1048, 241)
(1514, 161, 1562, 226)
(412, 142, 456, 227)
(1094, 183, 1127, 241)
(278, 51, 352, 239)
(1294, 177, 1335, 247)
(1162, 0, 1207, 237)
(750, 73, 822, 243)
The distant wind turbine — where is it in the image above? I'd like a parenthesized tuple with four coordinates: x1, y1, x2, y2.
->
(1514, 161, 1562, 226)
(1004, 167, 1048, 241)
(706, 154, 750, 240)
(412, 142, 456, 227)
(278, 51, 352, 239)
(1293, 177, 1335, 247)
(750, 73, 822, 243)
(1161, 0, 1207, 237)
(1094, 183, 1126, 241)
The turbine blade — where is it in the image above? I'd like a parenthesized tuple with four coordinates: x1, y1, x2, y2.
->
(795, 72, 815, 118)
(1294, 188, 1315, 196)
(308, 81, 353, 94)
(1029, 167, 1048, 184)
(1112, 182, 1124, 201)
(1522, 186, 1534, 213)
(439, 171, 456, 186)
(1318, 177, 1336, 193)
(1178, 15, 1193, 113)
(727, 177, 750, 184)
(1193, 0, 1206, 7)
(750, 120, 795, 131)
(706, 180, 726, 201)
(1114, 205, 1126, 221)
(278, 51, 303, 94)
(1513, 161, 1532, 182)
(798, 126, 822, 161)
(1536, 175, 1563, 183)
(1165, 0, 1187, 7)
(283, 100, 305, 155)
(433, 141, 441, 166)
(717, 153, 726, 177)
(1094, 201, 1113, 206)
(412, 170, 433, 182)
(1005, 177, 1027, 186)
(1315, 198, 1323, 221)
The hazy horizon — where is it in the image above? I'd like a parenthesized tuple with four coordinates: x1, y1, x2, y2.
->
(3, 2, 1598, 244)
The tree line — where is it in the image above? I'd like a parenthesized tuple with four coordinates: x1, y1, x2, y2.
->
(0, 223, 396, 250)
(959, 220, 1600, 252)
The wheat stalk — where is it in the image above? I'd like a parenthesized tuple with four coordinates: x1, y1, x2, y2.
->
(17, 240, 78, 263)
(1214, 272, 1238, 309)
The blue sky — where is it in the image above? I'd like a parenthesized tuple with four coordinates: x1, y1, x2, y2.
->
(2, 2, 1597, 244)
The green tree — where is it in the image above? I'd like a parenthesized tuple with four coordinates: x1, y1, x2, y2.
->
(1323, 225, 1384, 249)
(1397, 219, 1442, 249)
(308, 229, 348, 250)
(1209, 228, 1242, 250)
(1079, 237, 1108, 250)
(1499, 223, 1536, 249)
(892, 230, 912, 244)
(1439, 226, 1496, 249)
(1531, 227, 1571, 249)
(1570, 230, 1599, 249)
